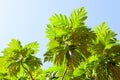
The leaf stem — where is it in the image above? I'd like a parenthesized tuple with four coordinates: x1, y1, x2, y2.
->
(21, 63, 34, 80)
(61, 66, 68, 80)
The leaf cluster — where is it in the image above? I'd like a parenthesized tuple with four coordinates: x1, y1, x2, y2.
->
(44, 7, 120, 80)
(0, 7, 120, 80)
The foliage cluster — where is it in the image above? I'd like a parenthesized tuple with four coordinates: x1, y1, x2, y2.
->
(0, 7, 120, 80)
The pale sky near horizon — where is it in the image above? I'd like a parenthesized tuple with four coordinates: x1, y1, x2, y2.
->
(0, 0, 120, 69)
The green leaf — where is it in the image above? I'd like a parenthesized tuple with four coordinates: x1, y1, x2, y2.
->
(24, 41, 39, 53)
(47, 40, 59, 49)
(94, 22, 117, 45)
(88, 55, 99, 63)
(24, 56, 42, 71)
(73, 62, 87, 77)
(8, 38, 22, 50)
(44, 51, 54, 62)
(8, 62, 20, 76)
(54, 48, 67, 66)
(70, 7, 88, 28)
(2, 38, 22, 56)
(46, 24, 56, 39)
(54, 27, 67, 37)
(49, 14, 70, 27)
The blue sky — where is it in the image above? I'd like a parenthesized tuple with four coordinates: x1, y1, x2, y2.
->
(0, 0, 120, 68)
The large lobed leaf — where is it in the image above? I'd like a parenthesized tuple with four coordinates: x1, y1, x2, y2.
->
(24, 41, 39, 54)
(49, 14, 70, 27)
(70, 7, 87, 28)
(94, 22, 117, 45)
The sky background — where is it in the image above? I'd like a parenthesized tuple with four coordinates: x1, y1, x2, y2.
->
(0, 0, 120, 69)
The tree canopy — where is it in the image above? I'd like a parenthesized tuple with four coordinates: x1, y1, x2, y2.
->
(0, 7, 120, 80)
